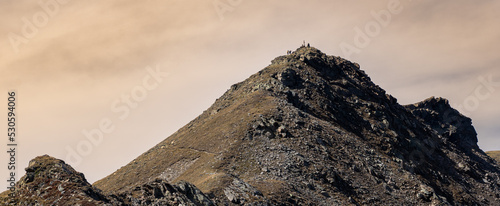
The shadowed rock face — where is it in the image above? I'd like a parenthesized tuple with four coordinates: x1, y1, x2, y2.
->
(406, 97, 478, 150)
(3, 46, 500, 205)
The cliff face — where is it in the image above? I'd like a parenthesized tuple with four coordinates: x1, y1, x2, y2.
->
(406, 97, 479, 150)
(3, 46, 500, 205)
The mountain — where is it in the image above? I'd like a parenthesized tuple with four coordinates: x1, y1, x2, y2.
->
(487, 151, 500, 164)
(3, 46, 500, 205)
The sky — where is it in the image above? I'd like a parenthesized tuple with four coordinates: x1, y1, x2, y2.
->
(1, 0, 499, 189)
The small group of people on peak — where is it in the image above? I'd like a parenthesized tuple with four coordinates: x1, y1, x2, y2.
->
(302, 40, 310, 48)
(287, 41, 310, 55)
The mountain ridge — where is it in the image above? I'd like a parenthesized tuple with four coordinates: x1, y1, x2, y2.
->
(3, 46, 500, 205)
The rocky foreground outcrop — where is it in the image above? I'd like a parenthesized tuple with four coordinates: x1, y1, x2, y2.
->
(2, 46, 500, 205)
(0, 155, 109, 205)
(0, 155, 214, 205)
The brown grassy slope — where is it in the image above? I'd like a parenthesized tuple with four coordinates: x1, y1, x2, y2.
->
(486, 151, 500, 164)
(93, 64, 283, 194)
(0, 191, 9, 203)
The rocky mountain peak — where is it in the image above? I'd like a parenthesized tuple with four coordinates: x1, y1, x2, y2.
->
(270, 46, 365, 83)
(91, 46, 500, 205)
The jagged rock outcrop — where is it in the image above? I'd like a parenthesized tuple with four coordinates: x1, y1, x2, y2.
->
(116, 179, 214, 206)
(0, 155, 112, 205)
(0, 155, 214, 206)
(3, 46, 500, 205)
(406, 97, 478, 150)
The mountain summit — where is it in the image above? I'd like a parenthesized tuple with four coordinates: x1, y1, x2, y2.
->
(4, 46, 500, 205)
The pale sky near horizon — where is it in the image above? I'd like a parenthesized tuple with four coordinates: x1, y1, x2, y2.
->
(1, 0, 499, 189)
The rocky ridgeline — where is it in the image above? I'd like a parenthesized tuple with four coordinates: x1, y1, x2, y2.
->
(3, 46, 500, 205)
